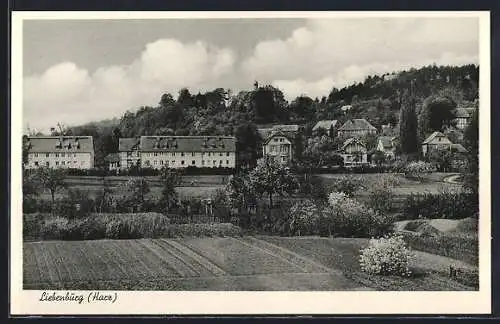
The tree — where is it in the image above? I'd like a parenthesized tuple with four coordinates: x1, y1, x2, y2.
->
(399, 90, 419, 156)
(235, 123, 262, 169)
(371, 150, 387, 166)
(124, 177, 150, 211)
(249, 156, 299, 208)
(419, 95, 457, 137)
(159, 167, 181, 212)
(34, 167, 67, 211)
(463, 109, 479, 194)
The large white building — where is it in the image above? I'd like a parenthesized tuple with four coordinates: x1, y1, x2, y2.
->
(119, 136, 237, 169)
(24, 136, 95, 169)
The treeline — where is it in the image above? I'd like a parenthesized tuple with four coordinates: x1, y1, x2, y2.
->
(44, 64, 478, 168)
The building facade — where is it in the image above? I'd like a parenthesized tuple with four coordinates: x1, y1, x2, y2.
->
(337, 119, 377, 138)
(338, 138, 368, 166)
(118, 136, 237, 169)
(118, 137, 141, 169)
(312, 120, 338, 136)
(421, 131, 453, 157)
(376, 136, 397, 160)
(24, 136, 95, 169)
(454, 108, 476, 130)
(262, 132, 293, 164)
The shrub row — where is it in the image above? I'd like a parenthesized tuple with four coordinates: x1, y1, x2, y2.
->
(24, 213, 243, 241)
(399, 231, 478, 266)
(29, 167, 237, 177)
(402, 191, 479, 220)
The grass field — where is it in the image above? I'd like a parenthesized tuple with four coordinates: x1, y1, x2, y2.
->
(23, 236, 476, 291)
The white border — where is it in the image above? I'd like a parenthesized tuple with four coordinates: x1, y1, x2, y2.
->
(10, 11, 491, 315)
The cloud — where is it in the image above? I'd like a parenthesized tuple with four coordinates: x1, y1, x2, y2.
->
(23, 39, 236, 132)
(243, 17, 479, 99)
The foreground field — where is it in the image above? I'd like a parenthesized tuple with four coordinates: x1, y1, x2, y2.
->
(24, 236, 475, 291)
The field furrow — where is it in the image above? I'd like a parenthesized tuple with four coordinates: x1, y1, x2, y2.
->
(134, 239, 186, 277)
(165, 239, 228, 276)
(151, 239, 204, 277)
(22, 244, 42, 284)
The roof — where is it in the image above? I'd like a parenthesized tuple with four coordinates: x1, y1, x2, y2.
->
(139, 136, 236, 152)
(341, 105, 352, 111)
(338, 119, 376, 131)
(422, 131, 450, 145)
(340, 137, 366, 151)
(119, 137, 140, 151)
(258, 124, 299, 141)
(451, 143, 468, 153)
(104, 153, 120, 163)
(26, 136, 94, 153)
(455, 108, 475, 119)
(378, 136, 395, 149)
(313, 120, 338, 131)
(263, 131, 293, 145)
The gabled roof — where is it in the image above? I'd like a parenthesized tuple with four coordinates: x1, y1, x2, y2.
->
(451, 143, 468, 153)
(313, 120, 338, 131)
(262, 131, 293, 145)
(422, 131, 450, 145)
(340, 137, 366, 151)
(455, 108, 475, 119)
(118, 137, 141, 151)
(26, 136, 94, 153)
(378, 136, 395, 149)
(258, 124, 299, 142)
(338, 119, 376, 131)
(139, 136, 236, 152)
(104, 153, 120, 163)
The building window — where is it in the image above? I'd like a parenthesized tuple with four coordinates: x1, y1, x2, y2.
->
(181, 160, 185, 165)
(34, 161, 39, 166)
(74, 154, 76, 157)
(154, 152, 158, 157)
(282, 157, 287, 162)
(192, 160, 195, 165)
(220, 160, 223, 165)
(171, 161, 175, 165)
(213, 160, 216, 165)
(181, 153, 185, 157)
(34, 153, 38, 157)
(55, 153, 59, 158)
(55, 161, 59, 166)
(274, 138, 278, 142)
(154, 160, 158, 165)
(226, 152, 230, 156)
(202, 160, 205, 165)
(226, 160, 229, 164)
(61, 153, 65, 157)
(192, 152, 195, 157)
(220, 153, 223, 156)
(208, 152, 211, 157)
(172, 152, 176, 157)
(62, 161, 65, 166)
(279, 138, 284, 142)
(270, 145, 276, 152)
(161, 160, 164, 165)
(46, 162, 49, 167)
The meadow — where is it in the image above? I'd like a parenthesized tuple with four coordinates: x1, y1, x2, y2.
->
(23, 236, 476, 291)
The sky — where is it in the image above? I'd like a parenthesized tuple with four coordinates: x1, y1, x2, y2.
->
(22, 16, 480, 133)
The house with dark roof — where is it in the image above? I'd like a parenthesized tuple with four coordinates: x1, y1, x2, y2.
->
(337, 138, 368, 166)
(24, 136, 95, 169)
(376, 136, 397, 159)
(138, 136, 236, 169)
(262, 131, 293, 164)
(118, 137, 141, 169)
(337, 119, 377, 138)
(454, 107, 476, 130)
(312, 120, 338, 136)
(257, 124, 299, 140)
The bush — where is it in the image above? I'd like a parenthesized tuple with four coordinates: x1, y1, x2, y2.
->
(400, 231, 478, 266)
(367, 177, 396, 214)
(404, 161, 436, 180)
(325, 192, 393, 238)
(289, 200, 321, 236)
(40, 217, 70, 240)
(54, 189, 95, 219)
(329, 176, 362, 197)
(359, 234, 414, 277)
(402, 190, 478, 220)
(23, 213, 46, 240)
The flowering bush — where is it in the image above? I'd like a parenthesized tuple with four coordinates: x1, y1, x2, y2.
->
(326, 192, 392, 238)
(359, 234, 414, 277)
(404, 161, 436, 180)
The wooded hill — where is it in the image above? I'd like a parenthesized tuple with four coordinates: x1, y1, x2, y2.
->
(43, 64, 479, 167)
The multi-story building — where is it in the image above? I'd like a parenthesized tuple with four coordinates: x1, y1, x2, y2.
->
(337, 119, 377, 138)
(124, 136, 237, 169)
(118, 137, 141, 169)
(422, 131, 468, 157)
(454, 108, 476, 130)
(261, 131, 293, 164)
(24, 136, 95, 169)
